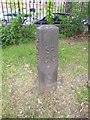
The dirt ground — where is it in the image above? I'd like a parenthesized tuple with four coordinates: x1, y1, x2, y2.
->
(2, 34, 89, 118)
(5, 64, 88, 118)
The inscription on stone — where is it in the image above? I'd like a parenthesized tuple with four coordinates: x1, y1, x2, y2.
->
(36, 25, 59, 90)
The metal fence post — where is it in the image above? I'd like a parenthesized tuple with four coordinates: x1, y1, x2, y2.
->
(36, 25, 59, 91)
(18, 0, 20, 13)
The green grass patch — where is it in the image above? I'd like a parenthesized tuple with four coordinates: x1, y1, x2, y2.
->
(75, 86, 88, 103)
(2, 38, 88, 118)
(58, 40, 88, 75)
(2, 41, 36, 69)
(2, 39, 88, 73)
(2, 41, 36, 117)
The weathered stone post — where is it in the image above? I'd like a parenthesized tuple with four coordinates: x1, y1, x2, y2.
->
(36, 25, 59, 91)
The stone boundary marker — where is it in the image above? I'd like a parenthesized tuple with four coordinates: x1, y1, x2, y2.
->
(36, 25, 59, 91)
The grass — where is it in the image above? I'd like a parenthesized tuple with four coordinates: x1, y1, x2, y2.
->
(75, 86, 88, 103)
(2, 39, 88, 74)
(2, 37, 88, 118)
(2, 41, 37, 118)
(59, 39, 88, 76)
(2, 41, 36, 70)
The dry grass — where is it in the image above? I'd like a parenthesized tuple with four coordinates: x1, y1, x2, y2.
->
(2, 35, 88, 118)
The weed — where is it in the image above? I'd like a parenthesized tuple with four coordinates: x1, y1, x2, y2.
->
(1, 14, 36, 47)
(46, 0, 54, 24)
(75, 86, 88, 103)
(60, 2, 88, 37)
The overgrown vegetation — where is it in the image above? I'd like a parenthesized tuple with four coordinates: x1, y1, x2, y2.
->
(1, 2, 89, 47)
(1, 14, 36, 47)
(60, 2, 88, 37)
(46, 0, 54, 24)
(45, 1, 88, 36)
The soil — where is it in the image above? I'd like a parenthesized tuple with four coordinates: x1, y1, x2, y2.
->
(6, 68, 88, 118)
(2, 34, 89, 118)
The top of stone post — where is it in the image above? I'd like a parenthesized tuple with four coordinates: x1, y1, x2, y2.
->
(37, 25, 59, 30)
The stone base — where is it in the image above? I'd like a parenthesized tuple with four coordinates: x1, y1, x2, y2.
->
(38, 82, 57, 94)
